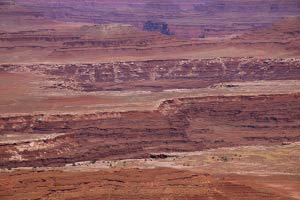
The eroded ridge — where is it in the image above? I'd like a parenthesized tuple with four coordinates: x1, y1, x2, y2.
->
(0, 93, 299, 168)
(1, 57, 300, 91)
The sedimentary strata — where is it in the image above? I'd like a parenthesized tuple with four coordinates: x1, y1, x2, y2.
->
(0, 93, 299, 168)
(1, 57, 299, 91)
(15, 0, 300, 38)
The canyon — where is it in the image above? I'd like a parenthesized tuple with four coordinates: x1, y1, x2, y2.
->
(0, 0, 300, 199)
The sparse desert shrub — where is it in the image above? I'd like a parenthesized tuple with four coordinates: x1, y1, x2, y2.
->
(221, 156, 228, 162)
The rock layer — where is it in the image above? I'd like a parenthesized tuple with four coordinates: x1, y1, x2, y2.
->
(1, 93, 299, 168)
(15, 0, 300, 38)
(2, 57, 299, 91)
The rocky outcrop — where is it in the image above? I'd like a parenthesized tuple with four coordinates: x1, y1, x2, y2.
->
(0, 93, 299, 168)
(143, 21, 172, 35)
(2, 58, 299, 91)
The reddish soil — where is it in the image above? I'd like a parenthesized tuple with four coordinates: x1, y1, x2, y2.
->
(40, 96, 123, 107)
(0, 168, 297, 200)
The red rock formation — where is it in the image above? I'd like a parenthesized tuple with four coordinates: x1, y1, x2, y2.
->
(1, 1, 299, 64)
(231, 17, 300, 52)
(15, 0, 300, 38)
(0, 93, 299, 168)
(0, 1, 299, 199)
(2, 58, 299, 91)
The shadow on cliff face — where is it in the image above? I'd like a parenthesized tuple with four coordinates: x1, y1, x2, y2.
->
(143, 21, 173, 35)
